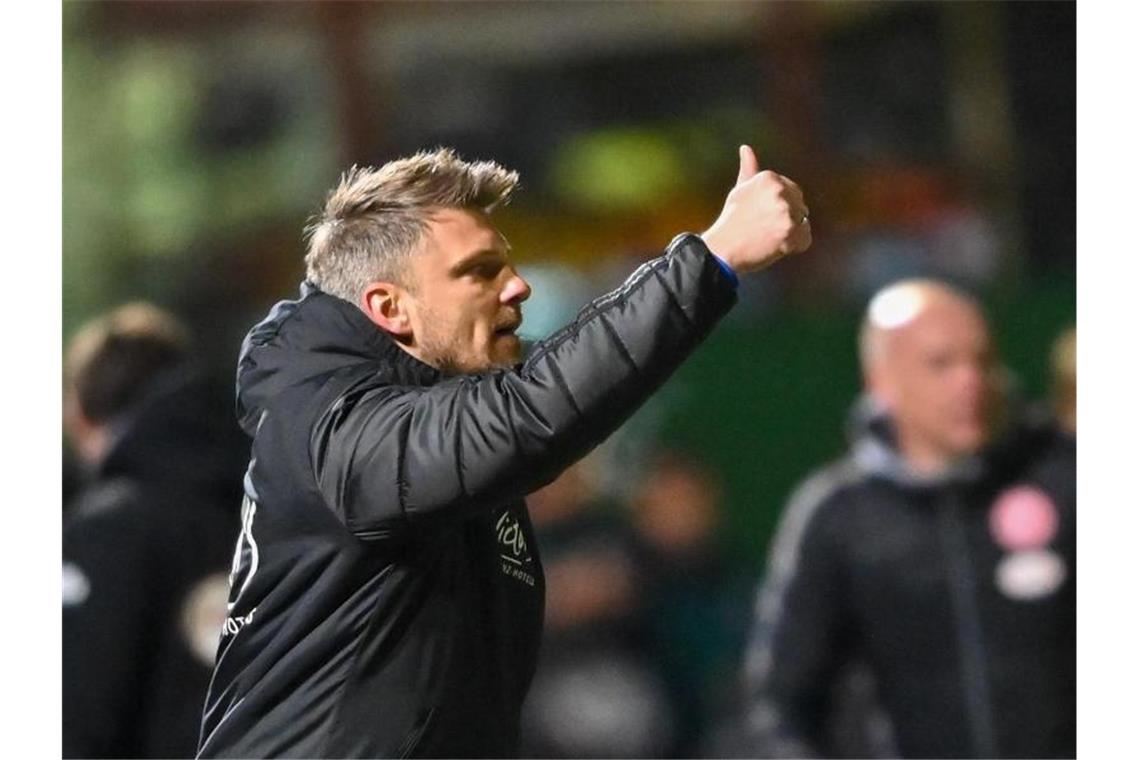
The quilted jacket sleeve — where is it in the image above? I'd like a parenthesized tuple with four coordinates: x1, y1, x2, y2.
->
(310, 233, 737, 538)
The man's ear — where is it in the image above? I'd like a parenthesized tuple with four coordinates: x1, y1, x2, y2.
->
(361, 281, 414, 340)
(64, 393, 108, 465)
(865, 363, 897, 410)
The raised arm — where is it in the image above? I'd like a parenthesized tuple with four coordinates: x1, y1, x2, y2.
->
(311, 146, 811, 539)
(311, 234, 732, 537)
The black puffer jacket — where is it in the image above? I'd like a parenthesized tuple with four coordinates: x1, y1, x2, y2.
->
(63, 369, 247, 759)
(742, 401, 1076, 759)
(197, 233, 737, 759)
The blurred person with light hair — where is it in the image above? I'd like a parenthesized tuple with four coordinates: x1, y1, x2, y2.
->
(64, 303, 190, 466)
(63, 303, 246, 759)
(1050, 327, 1076, 435)
(197, 145, 812, 758)
(741, 279, 1075, 758)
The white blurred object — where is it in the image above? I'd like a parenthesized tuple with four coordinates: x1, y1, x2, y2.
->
(523, 652, 675, 758)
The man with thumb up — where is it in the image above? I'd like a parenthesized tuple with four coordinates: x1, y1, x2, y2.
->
(197, 145, 811, 759)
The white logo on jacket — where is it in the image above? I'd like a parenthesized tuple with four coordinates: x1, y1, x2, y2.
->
(222, 495, 261, 636)
(988, 485, 1068, 600)
(496, 509, 536, 586)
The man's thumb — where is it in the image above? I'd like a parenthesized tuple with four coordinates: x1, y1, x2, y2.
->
(736, 144, 760, 186)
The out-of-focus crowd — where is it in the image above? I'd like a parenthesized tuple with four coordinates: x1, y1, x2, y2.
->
(62, 280, 1075, 759)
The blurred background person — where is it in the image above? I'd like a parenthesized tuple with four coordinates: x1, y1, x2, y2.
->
(520, 458, 675, 759)
(630, 450, 754, 758)
(741, 279, 1075, 758)
(1051, 327, 1076, 437)
(62, 303, 246, 758)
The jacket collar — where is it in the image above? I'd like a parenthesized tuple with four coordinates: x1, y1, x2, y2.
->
(846, 393, 1058, 491)
(847, 395, 984, 489)
(236, 282, 441, 435)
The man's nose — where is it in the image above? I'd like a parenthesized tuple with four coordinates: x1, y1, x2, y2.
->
(500, 270, 532, 305)
(956, 363, 989, 397)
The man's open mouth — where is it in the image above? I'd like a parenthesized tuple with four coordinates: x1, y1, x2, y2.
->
(495, 319, 522, 335)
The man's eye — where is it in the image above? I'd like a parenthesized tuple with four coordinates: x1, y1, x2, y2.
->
(470, 263, 503, 280)
(928, 354, 953, 371)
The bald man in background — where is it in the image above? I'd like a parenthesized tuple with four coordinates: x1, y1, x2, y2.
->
(741, 280, 1075, 759)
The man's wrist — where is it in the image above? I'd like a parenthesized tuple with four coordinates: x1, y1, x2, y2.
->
(710, 252, 739, 288)
(699, 226, 747, 276)
(671, 232, 740, 288)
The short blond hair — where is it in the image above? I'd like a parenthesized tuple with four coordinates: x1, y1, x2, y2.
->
(65, 302, 190, 423)
(303, 147, 519, 303)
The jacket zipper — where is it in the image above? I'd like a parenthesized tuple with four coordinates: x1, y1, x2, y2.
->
(936, 494, 996, 758)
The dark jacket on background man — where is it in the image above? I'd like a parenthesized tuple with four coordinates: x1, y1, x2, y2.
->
(197, 234, 738, 759)
(743, 401, 1076, 759)
(63, 370, 247, 759)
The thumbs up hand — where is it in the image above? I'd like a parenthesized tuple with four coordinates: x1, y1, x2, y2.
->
(736, 142, 761, 185)
(700, 145, 812, 275)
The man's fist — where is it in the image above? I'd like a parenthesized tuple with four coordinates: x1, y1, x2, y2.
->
(700, 145, 812, 274)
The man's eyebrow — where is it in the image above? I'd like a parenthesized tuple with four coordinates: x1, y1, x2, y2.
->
(448, 248, 509, 277)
